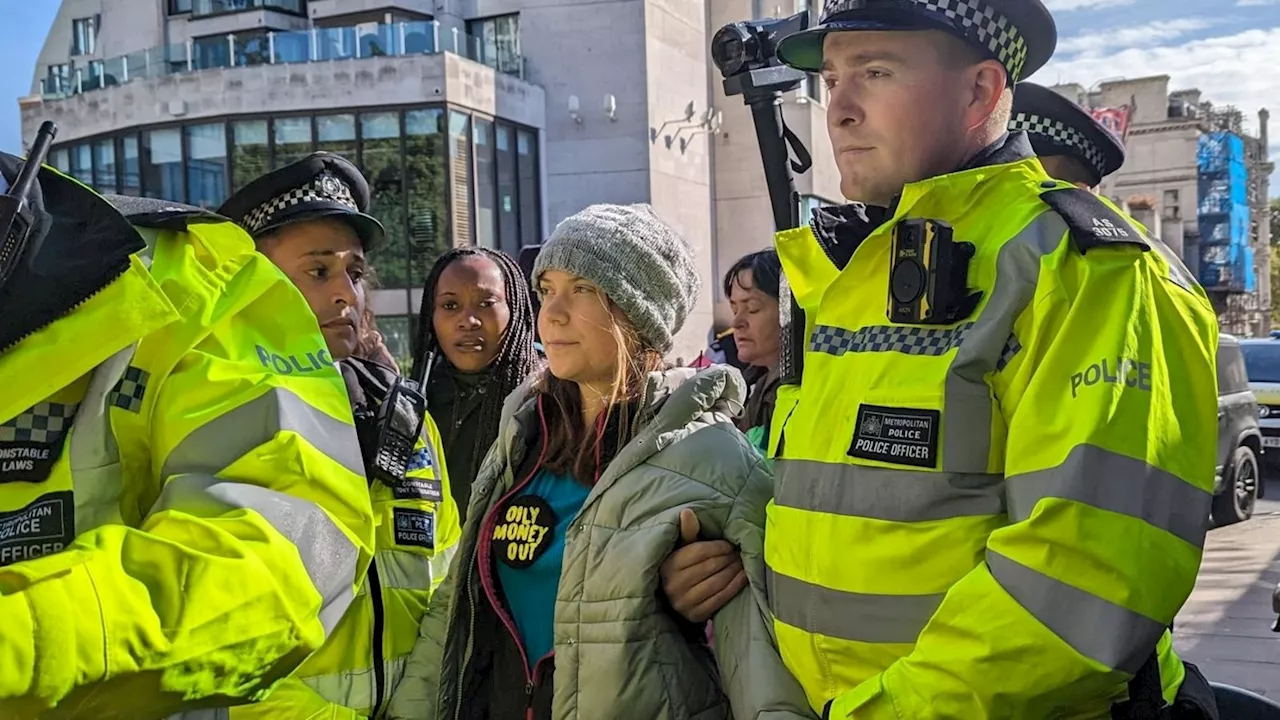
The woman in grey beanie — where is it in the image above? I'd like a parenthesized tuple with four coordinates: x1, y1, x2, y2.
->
(388, 204, 815, 720)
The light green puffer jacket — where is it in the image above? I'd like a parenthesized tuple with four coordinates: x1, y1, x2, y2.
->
(385, 365, 815, 720)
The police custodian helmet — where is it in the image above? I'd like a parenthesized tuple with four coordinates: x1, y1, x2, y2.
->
(1011, 82, 1127, 187)
(218, 151, 385, 249)
(776, 0, 1058, 84)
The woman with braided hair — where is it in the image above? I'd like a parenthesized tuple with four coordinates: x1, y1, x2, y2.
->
(412, 247, 541, 519)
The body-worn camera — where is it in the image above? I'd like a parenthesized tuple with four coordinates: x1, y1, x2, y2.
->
(887, 218, 983, 325)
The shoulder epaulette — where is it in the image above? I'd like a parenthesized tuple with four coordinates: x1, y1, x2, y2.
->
(1038, 184, 1150, 255)
(103, 195, 231, 231)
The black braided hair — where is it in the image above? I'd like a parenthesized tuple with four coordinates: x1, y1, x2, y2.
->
(411, 247, 539, 459)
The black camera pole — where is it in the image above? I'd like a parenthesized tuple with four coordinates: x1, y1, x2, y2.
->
(720, 62, 811, 386)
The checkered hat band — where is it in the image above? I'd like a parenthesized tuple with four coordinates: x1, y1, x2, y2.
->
(822, 0, 1028, 81)
(1010, 111, 1107, 179)
(242, 172, 359, 236)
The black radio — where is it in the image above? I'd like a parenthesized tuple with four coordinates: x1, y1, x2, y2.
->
(887, 218, 982, 325)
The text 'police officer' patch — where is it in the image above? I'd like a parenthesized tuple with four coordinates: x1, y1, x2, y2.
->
(0, 402, 77, 483)
(0, 491, 75, 567)
(1040, 187, 1150, 255)
(492, 495, 556, 570)
(847, 404, 940, 469)
(393, 508, 435, 550)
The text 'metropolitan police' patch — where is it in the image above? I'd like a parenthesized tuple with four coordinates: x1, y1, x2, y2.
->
(492, 495, 557, 569)
(847, 404, 940, 469)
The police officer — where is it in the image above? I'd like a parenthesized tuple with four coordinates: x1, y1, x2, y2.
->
(216, 152, 461, 719)
(665, 0, 1221, 717)
(0, 150, 375, 717)
(1011, 81, 1126, 190)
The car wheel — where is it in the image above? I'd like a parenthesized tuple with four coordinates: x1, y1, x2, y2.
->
(1213, 445, 1259, 526)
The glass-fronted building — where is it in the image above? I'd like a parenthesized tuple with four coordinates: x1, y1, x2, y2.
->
(48, 105, 541, 364)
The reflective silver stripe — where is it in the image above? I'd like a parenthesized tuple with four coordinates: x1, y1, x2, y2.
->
(987, 550, 1165, 674)
(301, 652, 410, 711)
(376, 548, 434, 591)
(69, 344, 137, 530)
(149, 475, 359, 637)
(160, 386, 364, 481)
(944, 211, 1069, 472)
(767, 566, 941, 644)
(774, 458, 1005, 522)
(1005, 444, 1210, 548)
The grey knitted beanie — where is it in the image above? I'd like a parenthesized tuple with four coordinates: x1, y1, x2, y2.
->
(533, 203, 700, 353)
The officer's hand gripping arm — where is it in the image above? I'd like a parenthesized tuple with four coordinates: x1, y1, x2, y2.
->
(826, 241, 1218, 718)
(0, 322, 376, 717)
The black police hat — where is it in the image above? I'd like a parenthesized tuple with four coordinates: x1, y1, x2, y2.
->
(218, 151, 385, 249)
(776, 0, 1056, 84)
(1011, 82, 1126, 186)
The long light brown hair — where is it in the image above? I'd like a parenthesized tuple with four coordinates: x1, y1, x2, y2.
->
(537, 300, 665, 485)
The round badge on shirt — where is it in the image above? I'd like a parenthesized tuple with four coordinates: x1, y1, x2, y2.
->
(492, 495, 557, 569)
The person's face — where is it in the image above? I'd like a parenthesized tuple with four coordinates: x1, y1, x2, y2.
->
(1039, 154, 1098, 191)
(432, 255, 512, 373)
(537, 269, 623, 388)
(728, 269, 780, 369)
(260, 217, 366, 360)
(822, 31, 979, 206)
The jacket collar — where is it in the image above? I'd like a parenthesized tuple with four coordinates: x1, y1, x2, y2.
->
(494, 365, 747, 491)
(809, 131, 1037, 266)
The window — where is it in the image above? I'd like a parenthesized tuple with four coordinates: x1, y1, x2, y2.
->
(516, 128, 539, 248)
(186, 123, 228, 208)
(1217, 343, 1249, 394)
(93, 139, 117, 193)
(120, 136, 141, 195)
(1162, 189, 1181, 221)
(273, 116, 313, 168)
(495, 124, 519, 255)
(45, 64, 70, 95)
(50, 148, 69, 174)
(143, 128, 184, 200)
(405, 108, 449, 286)
(72, 16, 98, 56)
(1242, 343, 1280, 384)
(466, 14, 521, 75)
(375, 315, 415, 372)
(193, 35, 232, 71)
(361, 111, 408, 288)
(316, 114, 356, 159)
(169, 0, 193, 13)
(85, 60, 106, 91)
(70, 144, 93, 186)
(473, 119, 496, 249)
(449, 111, 473, 246)
(231, 120, 269, 192)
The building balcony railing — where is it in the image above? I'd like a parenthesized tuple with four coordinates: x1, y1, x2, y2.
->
(39, 19, 527, 100)
(191, 0, 304, 18)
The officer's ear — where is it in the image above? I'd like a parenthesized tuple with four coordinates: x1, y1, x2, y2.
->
(963, 64, 1010, 136)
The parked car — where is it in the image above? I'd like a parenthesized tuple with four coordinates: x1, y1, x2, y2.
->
(1215, 334, 1264, 525)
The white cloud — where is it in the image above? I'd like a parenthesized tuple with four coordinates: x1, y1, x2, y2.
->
(1034, 26, 1280, 192)
(1236, 0, 1279, 6)
(1043, 0, 1137, 11)
(1056, 18, 1216, 55)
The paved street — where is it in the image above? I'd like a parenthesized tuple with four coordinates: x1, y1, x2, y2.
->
(1174, 478, 1280, 697)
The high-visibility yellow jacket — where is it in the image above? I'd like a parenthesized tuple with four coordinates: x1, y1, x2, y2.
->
(766, 139, 1218, 719)
(0, 171, 375, 720)
(232, 358, 462, 719)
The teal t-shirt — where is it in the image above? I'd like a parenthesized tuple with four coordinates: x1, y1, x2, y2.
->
(493, 468, 590, 666)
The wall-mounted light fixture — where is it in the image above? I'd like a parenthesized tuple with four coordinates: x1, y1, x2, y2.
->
(604, 94, 618, 122)
(568, 94, 582, 124)
(680, 109, 723, 152)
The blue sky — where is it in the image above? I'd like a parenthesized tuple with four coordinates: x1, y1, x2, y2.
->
(1, 3, 58, 154)
(1030, 0, 1280, 194)
(3, 1, 1278, 192)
